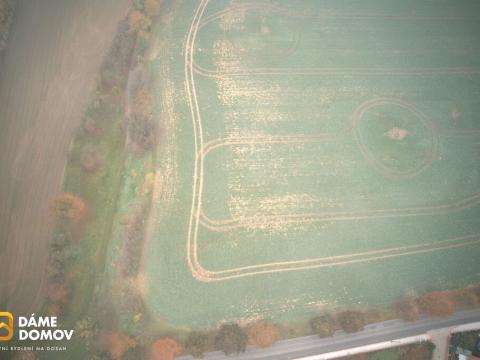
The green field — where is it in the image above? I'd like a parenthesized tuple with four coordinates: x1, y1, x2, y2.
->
(143, 0, 480, 328)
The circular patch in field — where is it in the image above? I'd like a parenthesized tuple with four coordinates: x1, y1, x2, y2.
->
(223, 8, 300, 60)
(352, 98, 438, 179)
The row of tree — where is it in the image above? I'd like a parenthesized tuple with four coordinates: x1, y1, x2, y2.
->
(45, 193, 89, 316)
(145, 323, 277, 359)
(310, 310, 366, 337)
(41, 285, 479, 359)
(126, 84, 156, 153)
(92, 285, 480, 359)
(394, 286, 480, 321)
(308, 287, 480, 341)
(85, 322, 279, 360)
(124, 0, 157, 152)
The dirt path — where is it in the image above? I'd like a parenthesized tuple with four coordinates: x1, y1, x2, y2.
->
(0, 0, 129, 315)
(428, 328, 450, 360)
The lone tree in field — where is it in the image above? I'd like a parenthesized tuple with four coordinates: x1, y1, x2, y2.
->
(148, 338, 182, 360)
(185, 331, 211, 358)
(309, 314, 336, 337)
(337, 310, 366, 333)
(247, 322, 279, 348)
(214, 323, 248, 355)
(418, 292, 455, 317)
(393, 296, 420, 322)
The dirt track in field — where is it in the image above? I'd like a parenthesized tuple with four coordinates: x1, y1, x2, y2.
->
(0, 0, 129, 314)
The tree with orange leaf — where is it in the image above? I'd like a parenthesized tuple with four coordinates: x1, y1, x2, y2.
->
(247, 322, 279, 348)
(104, 331, 136, 360)
(52, 193, 89, 226)
(149, 338, 182, 360)
(52, 192, 89, 240)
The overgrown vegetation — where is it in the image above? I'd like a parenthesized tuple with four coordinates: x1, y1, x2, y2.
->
(304, 286, 479, 341)
(449, 330, 480, 359)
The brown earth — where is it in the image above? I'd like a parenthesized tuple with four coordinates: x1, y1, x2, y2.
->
(0, 0, 129, 314)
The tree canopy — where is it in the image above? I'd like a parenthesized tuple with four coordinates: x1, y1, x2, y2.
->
(103, 331, 136, 360)
(148, 338, 182, 360)
(337, 310, 366, 333)
(185, 331, 211, 358)
(247, 322, 279, 348)
(310, 314, 336, 337)
(214, 323, 248, 355)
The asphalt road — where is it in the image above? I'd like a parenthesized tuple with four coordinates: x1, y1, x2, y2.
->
(0, 0, 129, 315)
(176, 309, 480, 360)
